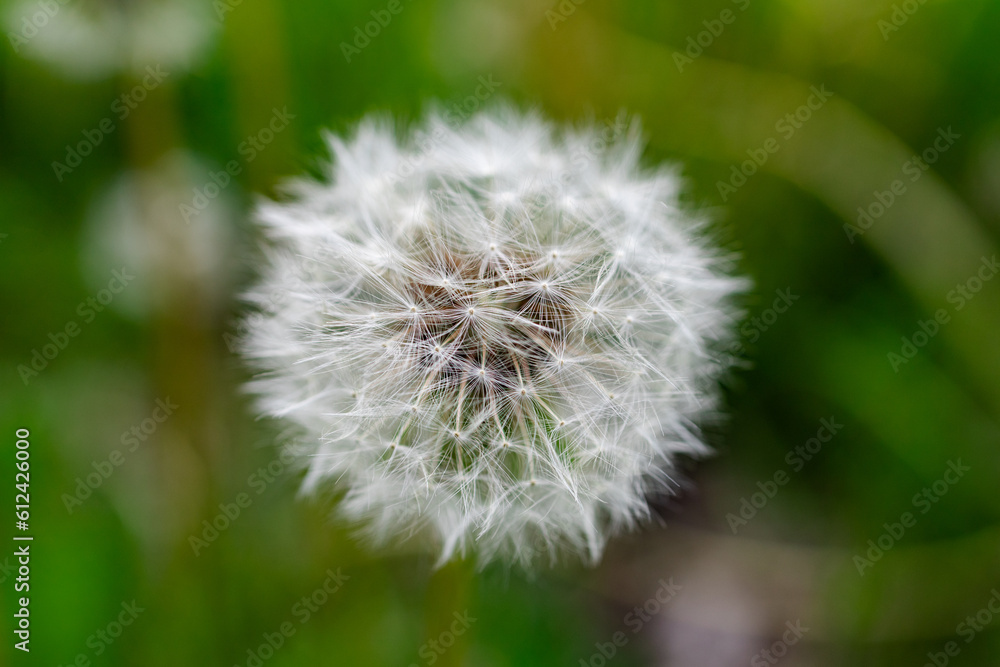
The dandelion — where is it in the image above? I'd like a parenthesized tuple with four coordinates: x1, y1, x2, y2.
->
(82, 151, 236, 317)
(6, 0, 216, 80)
(241, 106, 743, 567)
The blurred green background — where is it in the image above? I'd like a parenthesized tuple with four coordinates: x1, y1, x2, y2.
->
(3, 0, 1000, 665)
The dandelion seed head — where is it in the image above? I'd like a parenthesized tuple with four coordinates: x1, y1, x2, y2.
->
(6, 0, 217, 80)
(241, 106, 744, 568)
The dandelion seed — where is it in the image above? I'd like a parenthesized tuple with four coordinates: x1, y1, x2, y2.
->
(240, 105, 744, 568)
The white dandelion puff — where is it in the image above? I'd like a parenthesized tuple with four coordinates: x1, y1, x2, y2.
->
(241, 106, 744, 568)
(6, 0, 217, 80)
